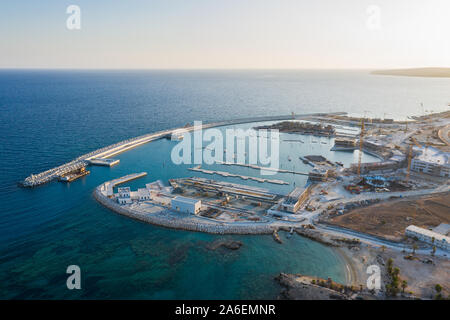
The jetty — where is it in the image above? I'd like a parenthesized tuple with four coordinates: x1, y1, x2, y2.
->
(188, 166, 290, 185)
(99, 172, 148, 197)
(216, 161, 310, 175)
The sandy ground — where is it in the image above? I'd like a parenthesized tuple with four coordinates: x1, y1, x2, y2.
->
(336, 245, 383, 289)
(336, 244, 450, 299)
(328, 192, 450, 241)
(381, 250, 450, 299)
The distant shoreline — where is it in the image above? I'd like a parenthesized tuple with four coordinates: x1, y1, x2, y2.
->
(371, 67, 450, 78)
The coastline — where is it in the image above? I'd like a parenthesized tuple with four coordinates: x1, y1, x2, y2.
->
(371, 68, 450, 78)
(334, 247, 360, 287)
(94, 181, 365, 287)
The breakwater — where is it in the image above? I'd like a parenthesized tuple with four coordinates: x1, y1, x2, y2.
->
(22, 112, 346, 187)
(93, 186, 278, 234)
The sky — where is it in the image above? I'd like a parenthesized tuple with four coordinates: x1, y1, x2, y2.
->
(1, 0, 449, 69)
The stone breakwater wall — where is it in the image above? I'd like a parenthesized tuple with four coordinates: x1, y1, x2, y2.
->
(93, 186, 275, 235)
(22, 112, 345, 187)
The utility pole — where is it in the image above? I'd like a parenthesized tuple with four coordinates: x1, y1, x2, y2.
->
(357, 118, 365, 177)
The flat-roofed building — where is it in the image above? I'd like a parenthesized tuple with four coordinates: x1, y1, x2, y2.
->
(132, 188, 151, 201)
(406, 225, 450, 251)
(364, 138, 387, 151)
(117, 187, 132, 204)
(333, 138, 356, 150)
(308, 168, 329, 181)
(411, 146, 449, 177)
(171, 196, 201, 215)
(280, 187, 310, 213)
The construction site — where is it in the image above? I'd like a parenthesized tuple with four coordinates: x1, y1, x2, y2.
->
(306, 110, 450, 249)
(88, 110, 450, 255)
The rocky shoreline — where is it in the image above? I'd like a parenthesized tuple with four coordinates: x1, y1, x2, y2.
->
(275, 272, 380, 300)
(95, 185, 449, 300)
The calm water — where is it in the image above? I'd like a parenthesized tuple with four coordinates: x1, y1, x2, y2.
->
(0, 70, 449, 299)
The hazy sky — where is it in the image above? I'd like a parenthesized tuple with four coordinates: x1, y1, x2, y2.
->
(1, 0, 449, 69)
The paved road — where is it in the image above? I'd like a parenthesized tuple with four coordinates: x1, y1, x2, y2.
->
(300, 183, 450, 256)
(315, 223, 448, 257)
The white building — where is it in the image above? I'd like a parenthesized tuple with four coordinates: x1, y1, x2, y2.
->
(115, 180, 174, 205)
(171, 196, 201, 215)
(411, 146, 450, 177)
(405, 225, 450, 251)
(117, 187, 132, 204)
(132, 188, 151, 201)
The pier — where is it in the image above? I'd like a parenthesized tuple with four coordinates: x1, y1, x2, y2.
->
(188, 165, 290, 185)
(99, 172, 148, 197)
(216, 161, 310, 175)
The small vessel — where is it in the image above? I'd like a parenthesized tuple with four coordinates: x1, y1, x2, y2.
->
(288, 156, 292, 161)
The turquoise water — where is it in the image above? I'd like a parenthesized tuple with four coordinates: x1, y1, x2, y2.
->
(0, 70, 449, 299)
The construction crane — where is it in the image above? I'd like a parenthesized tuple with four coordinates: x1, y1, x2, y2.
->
(357, 118, 365, 177)
(410, 137, 422, 149)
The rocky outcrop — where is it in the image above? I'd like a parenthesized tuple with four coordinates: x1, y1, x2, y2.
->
(206, 239, 243, 251)
(276, 273, 351, 300)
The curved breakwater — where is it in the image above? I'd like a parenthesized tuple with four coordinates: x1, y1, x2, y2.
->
(93, 186, 278, 235)
(22, 112, 345, 187)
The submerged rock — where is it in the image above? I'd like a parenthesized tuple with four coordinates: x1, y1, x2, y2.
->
(206, 239, 243, 251)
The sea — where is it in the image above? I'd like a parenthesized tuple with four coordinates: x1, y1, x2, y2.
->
(0, 70, 448, 299)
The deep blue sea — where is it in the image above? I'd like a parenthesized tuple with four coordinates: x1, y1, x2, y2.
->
(0, 70, 449, 299)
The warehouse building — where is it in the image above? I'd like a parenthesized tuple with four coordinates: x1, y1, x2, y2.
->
(171, 196, 202, 215)
(406, 225, 450, 251)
